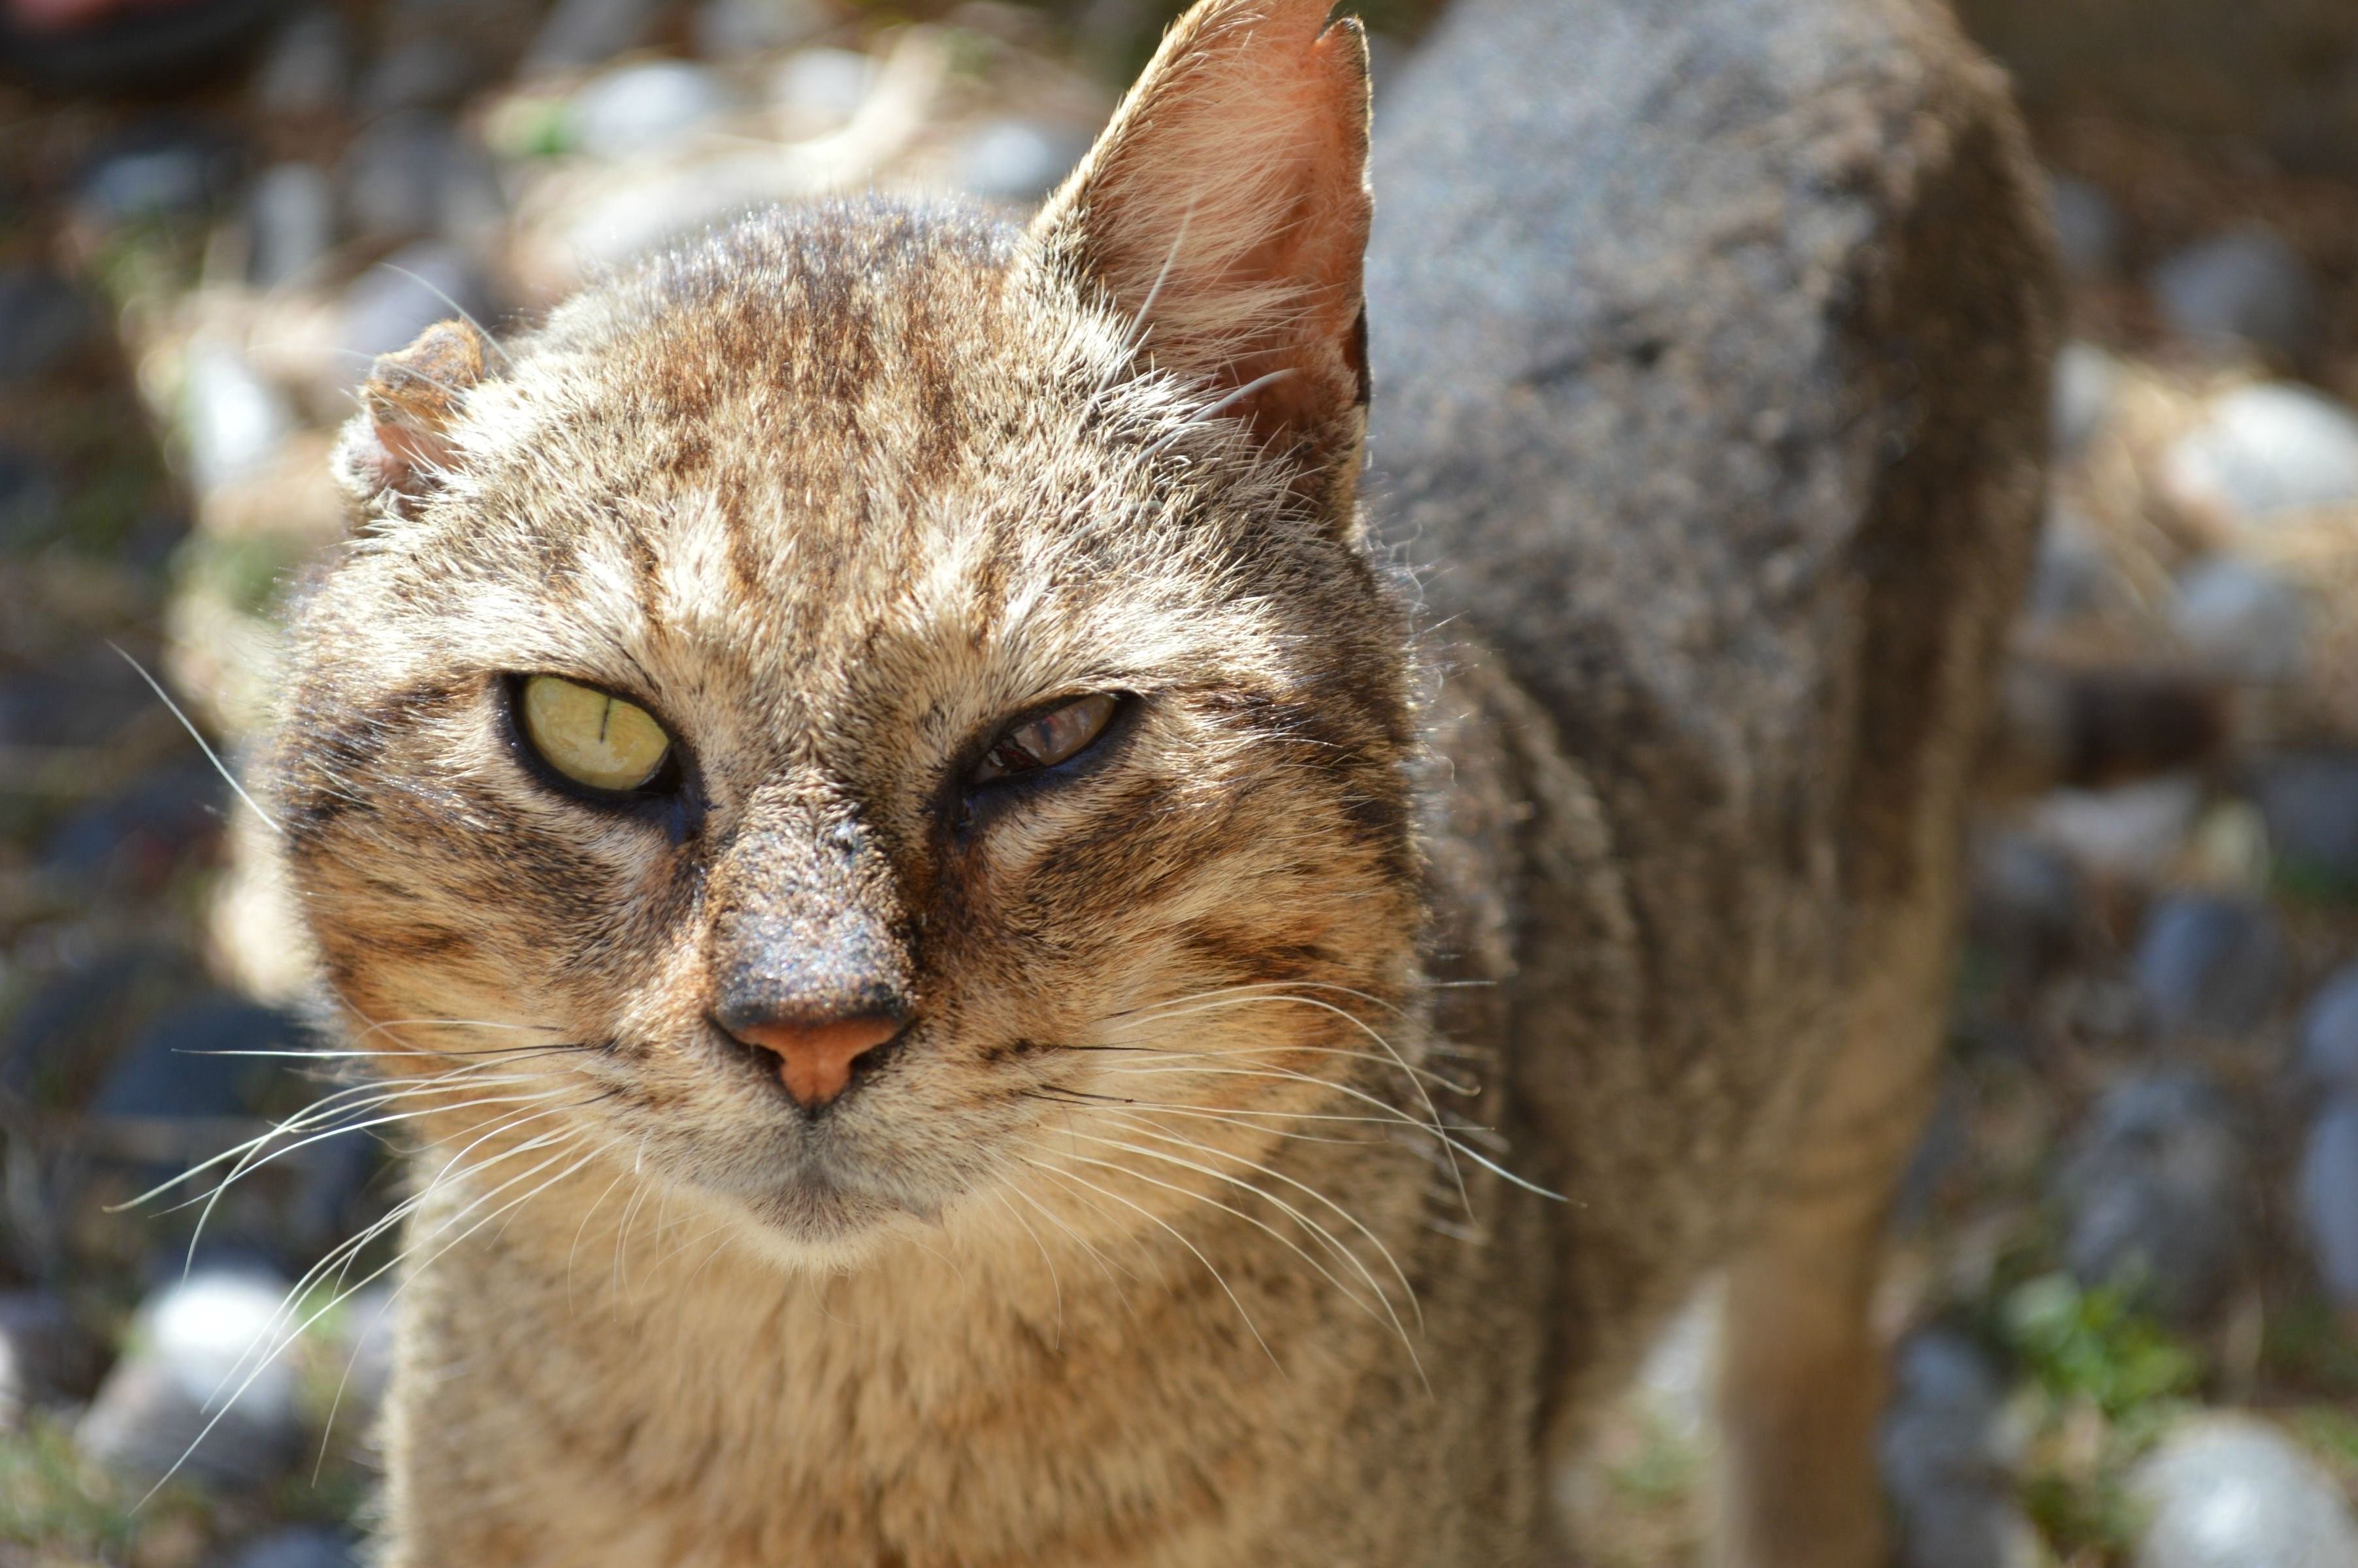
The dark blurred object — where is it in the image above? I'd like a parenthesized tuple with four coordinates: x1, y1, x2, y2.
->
(1989, 659, 2231, 796)
(1952, 0, 2358, 178)
(0, 0, 286, 95)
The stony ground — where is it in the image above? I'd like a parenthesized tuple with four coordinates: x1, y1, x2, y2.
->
(3, 3, 2358, 1565)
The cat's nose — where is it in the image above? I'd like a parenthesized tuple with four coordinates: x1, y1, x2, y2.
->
(715, 1007, 906, 1109)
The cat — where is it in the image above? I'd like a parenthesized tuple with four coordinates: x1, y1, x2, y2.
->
(263, 0, 2055, 1561)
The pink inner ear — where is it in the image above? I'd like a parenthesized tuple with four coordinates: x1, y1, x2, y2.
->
(1032, 0, 1373, 448)
(373, 418, 457, 482)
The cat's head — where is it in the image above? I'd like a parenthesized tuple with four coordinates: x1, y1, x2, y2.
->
(274, 0, 1422, 1262)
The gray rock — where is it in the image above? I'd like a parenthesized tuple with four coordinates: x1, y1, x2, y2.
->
(2048, 174, 2123, 278)
(179, 341, 293, 493)
(2300, 1098, 2358, 1307)
(1967, 829, 2082, 981)
(0, 1291, 105, 1425)
(2170, 555, 2306, 682)
(1881, 1331, 2040, 1568)
(90, 994, 301, 1121)
(215, 1526, 357, 1568)
(2133, 893, 2284, 1038)
(78, 1267, 301, 1490)
(341, 115, 503, 246)
(2152, 228, 2319, 361)
(766, 46, 876, 127)
(39, 759, 225, 890)
(2256, 753, 2358, 891)
(2133, 1416, 2358, 1568)
(245, 163, 336, 291)
(951, 118, 1090, 203)
(692, 0, 833, 58)
(252, 9, 350, 117)
(2023, 504, 2125, 629)
(2165, 383, 2358, 526)
(357, 39, 482, 119)
(76, 137, 221, 225)
(0, 448, 63, 551)
(571, 61, 736, 161)
(2057, 1070, 2250, 1320)
(2301, 968, 2358, 1092)
(2029, 776, 2202, 884)
(0, 269, 95, 385)
(523, 0, 663, 74)
(338, 242, 492, 369)
(2051, 341, 2120, 456)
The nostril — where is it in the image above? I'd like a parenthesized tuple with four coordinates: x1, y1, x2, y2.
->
(717, 1011, 905, 1109)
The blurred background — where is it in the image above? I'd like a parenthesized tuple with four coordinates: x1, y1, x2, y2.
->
(1, 0, 2357, 1563)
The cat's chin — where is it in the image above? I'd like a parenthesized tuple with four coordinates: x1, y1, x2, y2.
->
(704, 1167, 943, 1271)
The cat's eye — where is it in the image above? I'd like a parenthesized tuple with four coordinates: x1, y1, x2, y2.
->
(516, 675, 674, 794)
(970, 693, 1121, 785)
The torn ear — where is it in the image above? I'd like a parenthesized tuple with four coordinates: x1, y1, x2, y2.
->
(331, 319, 489, 517)
(1029, 0, 1372, 461)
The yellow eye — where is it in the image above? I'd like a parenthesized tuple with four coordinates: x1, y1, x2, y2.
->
(517, 675, 673, 793)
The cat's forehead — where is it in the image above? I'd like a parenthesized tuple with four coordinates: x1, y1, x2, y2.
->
(348, 207, 1290, 759)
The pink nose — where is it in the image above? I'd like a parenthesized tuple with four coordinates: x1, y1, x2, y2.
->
(724, 1015, 903, 1108)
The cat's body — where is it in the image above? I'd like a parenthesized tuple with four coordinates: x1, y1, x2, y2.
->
(264, 0, 2055, 1562)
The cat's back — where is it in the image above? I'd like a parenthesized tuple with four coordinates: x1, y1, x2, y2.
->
(1367, 0, 2053, 864)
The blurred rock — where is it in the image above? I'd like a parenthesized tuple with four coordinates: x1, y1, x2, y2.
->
(2170, 555, 2306, 683)
(572, 61, 737, 161)
(180, 340, 293, 495)
(2046, 174, 2122, 278)
(338, 243, 493, 369)
(1631, 1283, 1716, 1445)
(0, 269, 97, 385)
(357, 39, 482, 119)
(2301, 968, 2358, 1093)
(1881, 1330, 2040, 1568)
(524, 0, 663, 74)
(252, 8, 350, 117)
(693, 0, 834, 57)
(2131, 1416, 2358, 1568)
(2299, 1098, 2358, 1309)
(0, 1290, 106, 1425)
(2150, 228, 2318, 362)
(74, 130, 234, 225)
(2050, 342, 2120, 457)
(89, 994, 301, 1122)
(2255, 753, 2358, 891)
(0, 648, 152, 749)
(2165, 383, 2358, 527)
(2057, 1070, 2250, 1320)
(952, 118, 1089, 203)
(2022, 505, 2123, 628)
(78, 1266, 301, 1490)
(2028, 776, 2202, 883)
(216, 1527, 359, 1568)
(245, 164, 336, 291)
(39, 759, 225, 890)
(767, 46, 877, 129)
(1968, 830, 2082, 983)
(325, 1283, 397, 1421)
(2133, 893, 2284, 1037)
(0, 448, 64, 551)
(342, 116, 503, 247)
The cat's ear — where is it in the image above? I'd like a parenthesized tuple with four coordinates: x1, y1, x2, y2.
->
(332, 319, 489, 518)
(1028, 0, 1372, 457)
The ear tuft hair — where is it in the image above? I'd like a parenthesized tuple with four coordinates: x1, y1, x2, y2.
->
(332, 319, 490, 519)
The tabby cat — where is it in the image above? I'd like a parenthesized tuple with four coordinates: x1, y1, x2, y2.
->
(265, 0, 2054, 1560)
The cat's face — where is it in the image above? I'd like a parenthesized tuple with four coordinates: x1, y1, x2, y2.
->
(273, 0, 1414, 1261)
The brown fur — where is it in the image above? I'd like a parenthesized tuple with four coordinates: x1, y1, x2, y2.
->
(263, 0, 2055, 1561)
